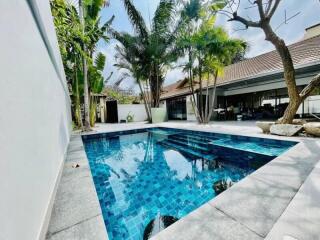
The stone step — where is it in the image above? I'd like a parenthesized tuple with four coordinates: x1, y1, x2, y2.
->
(166, 137, 210, 152)
(158, 140, 216, 161)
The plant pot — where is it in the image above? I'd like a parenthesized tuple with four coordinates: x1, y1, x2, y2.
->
(256, 121, 275, 133)
(151, 108, 167, 123)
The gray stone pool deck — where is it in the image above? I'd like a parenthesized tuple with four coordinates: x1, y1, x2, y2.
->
(46, 121, 320, 240)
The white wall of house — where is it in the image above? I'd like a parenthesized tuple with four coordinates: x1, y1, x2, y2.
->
(186, 95, 197, 121)
(0, 1, 71, 240)
(306, 95, 320, 114)
(118, 104, 148, 122)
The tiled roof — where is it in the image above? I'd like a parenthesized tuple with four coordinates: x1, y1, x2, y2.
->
(161, 35, 320, 99)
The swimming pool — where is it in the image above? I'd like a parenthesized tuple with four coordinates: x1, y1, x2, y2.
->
(82, 127, 297, 240)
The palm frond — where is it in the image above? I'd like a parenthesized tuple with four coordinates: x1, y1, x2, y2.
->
(104, 71, 113, 84)
(86, 0, 106, 19)
(122, 0, 148, 41)
(152, 0, 175, 37)
(94, 52, 106, 71)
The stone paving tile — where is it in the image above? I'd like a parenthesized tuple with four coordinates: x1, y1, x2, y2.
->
(265, 211, 319, 240)
(248, 142, 319, 190)
(46, 135, 106, 239)
(265, 167, 320, 240)
(66, 151, 88, 160)
(60, 159, 91, 184)
(67, 145, 85, 154)
(151, 203, 262, 240)
(47, 215, 107, 240)
(208, 175, 298, 238)
(47, 174, 101, 234)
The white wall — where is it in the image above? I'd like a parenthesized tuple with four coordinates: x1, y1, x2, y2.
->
(118, 104, 148, 122)
(307, 95, 320, 114)
(0, 1, 71, 240)
(186, 95, 197, 121)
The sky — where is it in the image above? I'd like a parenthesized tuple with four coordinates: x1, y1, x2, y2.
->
(98, 0, 320, 91)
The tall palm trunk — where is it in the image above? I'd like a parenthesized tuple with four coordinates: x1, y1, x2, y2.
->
(206, 71, 218, 123)
(79, 0, 91, 130)
(74, 58, 83, 128)
(188, 49, 201, 123)
(137, 77, 151, 121)
(204, 72, 210, 124)
(198, 57, 204, 123)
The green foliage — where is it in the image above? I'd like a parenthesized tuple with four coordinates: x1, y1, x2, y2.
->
(89, 53, 106, 94)
(176, 0, 247, 123)
(210, 0, 227, 12)
(95, 52, 106, 71)
(103, 88, 139, 104)
(181, 0, 202, 21)
(51, 0, 112, 128)
(114, 0, 179, 108)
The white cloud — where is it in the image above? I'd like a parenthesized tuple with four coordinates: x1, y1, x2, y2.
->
(165, 67, 187, 86)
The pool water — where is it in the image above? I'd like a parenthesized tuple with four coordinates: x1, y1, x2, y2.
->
(82, 127, 296, 240)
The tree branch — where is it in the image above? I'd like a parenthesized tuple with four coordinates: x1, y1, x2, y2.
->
(300, 73, 320, 100)
(267, 0, 281, 19)
(265, 0, 274, 15)
(228, 11, 261, 28)
(255, 0, 266, 19)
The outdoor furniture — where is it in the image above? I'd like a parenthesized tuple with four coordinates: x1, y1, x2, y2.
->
(214, 108, 226, 121)
(237, 115, 243, 121)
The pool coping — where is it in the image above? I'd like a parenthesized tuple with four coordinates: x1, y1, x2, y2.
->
(47, 123, 320, 240)
(46, 135, 109, 240)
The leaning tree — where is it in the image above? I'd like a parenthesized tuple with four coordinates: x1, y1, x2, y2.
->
(213, 0, 320, 124)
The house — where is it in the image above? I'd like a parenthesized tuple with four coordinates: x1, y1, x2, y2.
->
(161, 23, 320, 121)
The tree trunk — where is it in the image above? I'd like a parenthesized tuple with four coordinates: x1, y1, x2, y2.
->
(188, 51, 201, 123)
(189, 66, 201, 122)
(203, 72, 210, 124)
(280, 99, 302, 124)
(198, 57, 204, 122)
(206, 71, 218, 123)
(261, 22, 301, 124)
(74, 58, 83, 128)
(79, 0, 91, 130)
(137, 78, 151, 122)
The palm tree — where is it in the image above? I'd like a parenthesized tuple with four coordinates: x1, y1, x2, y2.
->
(51, 0, 86, 128)
(89, 52, 107, 126)
(114, 0, 180, 109)
(113, 33, 152, 121)
(79, 0, 113, 130)
(51, 0, 112, 129)
(177, 1, 246, 123)
(78, 0, 91, 130)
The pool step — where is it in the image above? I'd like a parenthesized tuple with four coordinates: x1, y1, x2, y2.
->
(173, 134, 279, 157)
(158, 140, 216, 161)
(169, 134, 214, 149)
(172, 133, 218, 144)
(166, 138, 209, 152)
(208, 139, 279, 157)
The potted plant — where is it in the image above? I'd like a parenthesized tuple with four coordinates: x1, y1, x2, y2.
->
(126, 112, 134, 123)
